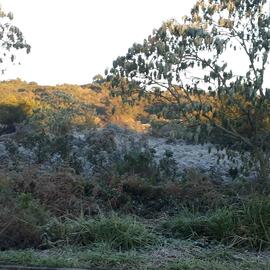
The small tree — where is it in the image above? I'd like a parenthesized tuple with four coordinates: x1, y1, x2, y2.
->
(108, 0, 270, 183)
(0, 5, 31, 74)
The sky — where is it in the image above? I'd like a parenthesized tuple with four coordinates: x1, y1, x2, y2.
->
(0, 0, 196, 85)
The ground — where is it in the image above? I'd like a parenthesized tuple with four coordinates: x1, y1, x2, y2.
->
(1, 239, 270, 270)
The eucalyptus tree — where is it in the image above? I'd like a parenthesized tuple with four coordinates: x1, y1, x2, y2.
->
(0, 5, 31, 74)
(108, 0, 270, 183)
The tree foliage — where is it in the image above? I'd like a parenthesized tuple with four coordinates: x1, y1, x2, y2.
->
(108, 0, 270, 182)
(0, 5, 31, 74)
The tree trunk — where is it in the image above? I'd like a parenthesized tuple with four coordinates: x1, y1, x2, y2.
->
(256, 150, 270, 185)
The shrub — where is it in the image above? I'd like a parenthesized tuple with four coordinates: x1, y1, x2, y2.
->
(89, 169, 223, 216)
(115, 146, 178, 183)
(158, 150, 178, 181)
(150, 119, 195, 142)
(11, 167, 86, 216)
(116, 147, 157, 179)
(175, 169, 225, 211)
(0, 193, 49, 250)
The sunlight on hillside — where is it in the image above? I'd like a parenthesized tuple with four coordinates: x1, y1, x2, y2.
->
(0, 79, 151, 132)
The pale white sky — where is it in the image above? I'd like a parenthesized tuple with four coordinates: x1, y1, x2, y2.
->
(0, 0, 196, 85)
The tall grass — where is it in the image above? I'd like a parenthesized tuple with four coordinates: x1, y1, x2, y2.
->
(162, 207, 235, 241)
(163, 196, 270, 250)
(233, 196, 270, 249)
(43, 214, 157, 250)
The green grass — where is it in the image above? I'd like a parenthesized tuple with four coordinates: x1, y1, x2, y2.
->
(235, 195, 270, 249)
(162, 196, 270, 250)
(43, 214, 157, 250)
(162, 208, 235, 241)
(0, 247, 144, 269)
(166, 259, 270, 270)
(0, 241, 269, 270)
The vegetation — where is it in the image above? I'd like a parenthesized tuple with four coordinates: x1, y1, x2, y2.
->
(1, 1, 270, 269)
(0, 79, 150, 133)
(163, 196, 270, 249)
(108, 0, 270, 183)
(0, 65, 269, 270)
(43, 215, 156, 250)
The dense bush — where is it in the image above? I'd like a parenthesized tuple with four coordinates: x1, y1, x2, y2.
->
(177, 169, 225, 211)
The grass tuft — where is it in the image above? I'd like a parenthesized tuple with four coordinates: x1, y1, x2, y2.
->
(43, 214, 157, 250)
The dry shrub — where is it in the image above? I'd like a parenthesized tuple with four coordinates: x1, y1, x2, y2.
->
(121, 171, 224, 213)
(11, 166, 87, 216)
(89, 170, 224, 215)
(169, 169, 225, 211)
(128, 173, 223, 213)
(123, 176, 164, 202)
(0, 207, 43, 250)
(0, 193, 48, 250)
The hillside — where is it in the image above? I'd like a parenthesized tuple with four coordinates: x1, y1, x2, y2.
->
(0, 79, 151, 133)
(0, 79, 269, 270)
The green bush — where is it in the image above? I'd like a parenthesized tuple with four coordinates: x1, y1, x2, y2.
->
(43, 215, 157, 250)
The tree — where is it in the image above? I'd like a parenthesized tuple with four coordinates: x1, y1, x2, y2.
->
(108, 0, 270, 183)
(0, 5, 31, 74)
